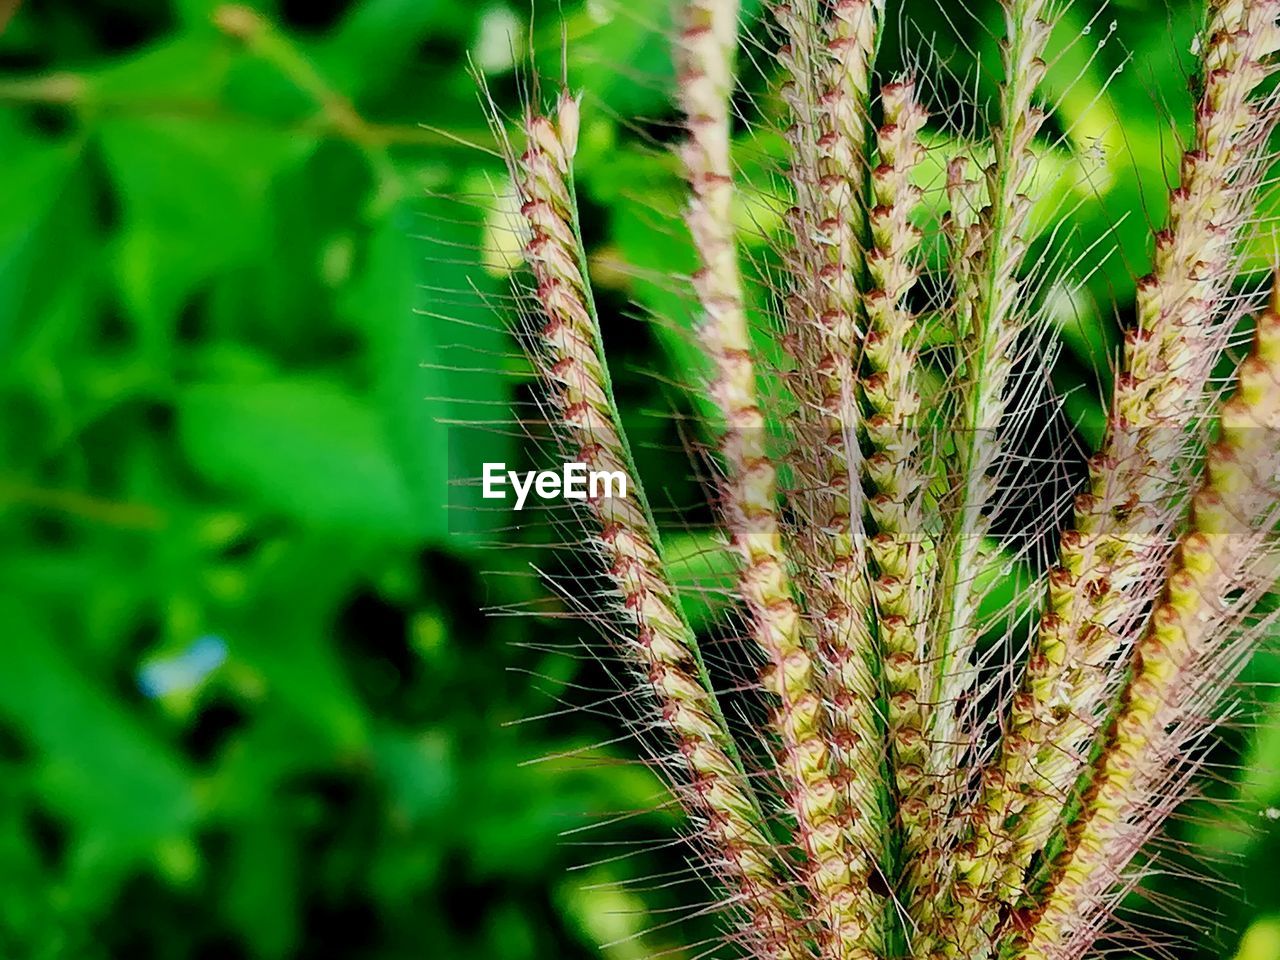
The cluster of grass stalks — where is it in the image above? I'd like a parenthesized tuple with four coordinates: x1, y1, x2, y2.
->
(485, 0, 1280, 956)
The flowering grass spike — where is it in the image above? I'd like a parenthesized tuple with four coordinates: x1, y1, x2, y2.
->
(481, 0, 1280, 957)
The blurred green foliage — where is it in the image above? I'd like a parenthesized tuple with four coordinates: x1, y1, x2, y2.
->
(1, 1, 1279, 958)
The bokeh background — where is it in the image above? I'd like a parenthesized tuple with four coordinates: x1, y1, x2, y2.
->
(3, 0, 1280, 958)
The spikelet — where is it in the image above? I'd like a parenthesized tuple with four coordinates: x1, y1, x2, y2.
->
(950, 0, 1280, 947)
(678, 3, 880, 956)
(772, 2, 890, 956)
(856, 77, 937, 924)
(513, 96, 811, 960)
(1014, 285, 1280, 960)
